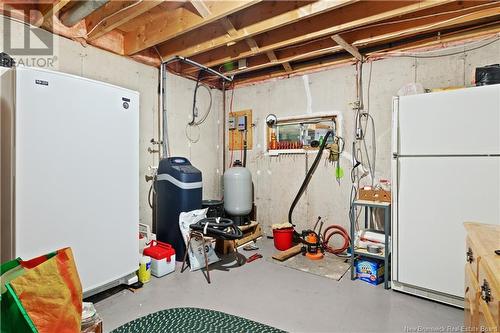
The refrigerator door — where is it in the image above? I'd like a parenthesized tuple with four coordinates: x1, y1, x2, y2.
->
(396, 156, 500, 297)
(14, 67, 139, 293)
(398, 84, 500, 155)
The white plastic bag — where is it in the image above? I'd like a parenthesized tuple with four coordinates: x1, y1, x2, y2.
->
(179, 208, 220, 271)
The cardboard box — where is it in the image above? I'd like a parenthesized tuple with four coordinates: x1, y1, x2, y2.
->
(355, 258, 384, 285)
(358, 188, 391, 203)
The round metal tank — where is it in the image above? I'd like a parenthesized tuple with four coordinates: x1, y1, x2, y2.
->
(223, 165, 252, 217)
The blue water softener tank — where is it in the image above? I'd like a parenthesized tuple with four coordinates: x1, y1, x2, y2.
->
(155, 157, 202, 260)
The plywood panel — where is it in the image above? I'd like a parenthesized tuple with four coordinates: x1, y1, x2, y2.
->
(229, 109, 253, 151)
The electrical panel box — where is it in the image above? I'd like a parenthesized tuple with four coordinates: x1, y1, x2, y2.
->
(228, 116, 236, 130)
(237, 116, 247, 131)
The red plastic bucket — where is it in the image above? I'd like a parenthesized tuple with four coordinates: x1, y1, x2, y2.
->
(273, 228, 294, 251)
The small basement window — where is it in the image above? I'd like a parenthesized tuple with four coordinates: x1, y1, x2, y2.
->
(267, 113, 339, 155)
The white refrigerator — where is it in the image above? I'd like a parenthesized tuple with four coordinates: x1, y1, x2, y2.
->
(391, 84, 500, 306)
(1, 66, 139, 296)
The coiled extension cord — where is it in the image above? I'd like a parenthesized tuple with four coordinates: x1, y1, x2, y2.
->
(189, 217, 243, 240)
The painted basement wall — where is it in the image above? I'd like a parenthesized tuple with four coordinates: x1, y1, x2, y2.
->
(0, 17, 221, 228)
(226, 39, 500, 236)
(162, 73, 224, 202)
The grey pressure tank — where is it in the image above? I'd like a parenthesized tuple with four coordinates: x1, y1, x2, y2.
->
(223, 161, 252, 226)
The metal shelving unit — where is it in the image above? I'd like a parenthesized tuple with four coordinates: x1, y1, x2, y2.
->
(350, 200, 391, 289)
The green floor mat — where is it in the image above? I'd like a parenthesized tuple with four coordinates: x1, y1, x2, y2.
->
(111, 307, 286, 333)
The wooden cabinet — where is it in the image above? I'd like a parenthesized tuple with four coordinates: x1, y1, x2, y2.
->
(464, 222, 500, 333)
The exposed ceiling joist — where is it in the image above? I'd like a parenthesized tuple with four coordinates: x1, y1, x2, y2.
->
(123, 0, 260, 55)
(187, 0, 454, 70)
(38, 0, 71, 23)
(86, 0, 164, 41)
(158, 0, 357, 60)
(189, 0, 211, 18)
(222, 1, 500, 76)
(331, 34, 363, 61)
(233, 22, 500, 87)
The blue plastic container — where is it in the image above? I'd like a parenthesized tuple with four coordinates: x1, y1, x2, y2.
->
(155, 157, 202, 260)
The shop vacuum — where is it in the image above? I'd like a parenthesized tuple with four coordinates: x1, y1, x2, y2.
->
(155, 157, 202, 260)
(287, 130, 350, 259)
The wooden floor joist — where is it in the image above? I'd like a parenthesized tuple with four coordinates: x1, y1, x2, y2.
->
(2, 0, 498, 84)
(157, 0, 357, 60)
(186, 0, 455, 71)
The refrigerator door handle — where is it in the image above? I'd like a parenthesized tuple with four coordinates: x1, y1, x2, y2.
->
(391, 96, 400, 157)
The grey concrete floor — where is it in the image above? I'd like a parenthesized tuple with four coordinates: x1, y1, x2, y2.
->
(96, 239, 463, 333)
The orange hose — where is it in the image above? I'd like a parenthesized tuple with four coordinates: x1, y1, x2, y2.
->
(322, 225, 350, 255)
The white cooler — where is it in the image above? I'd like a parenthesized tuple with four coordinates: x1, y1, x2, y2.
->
(143, 240, 176, 277)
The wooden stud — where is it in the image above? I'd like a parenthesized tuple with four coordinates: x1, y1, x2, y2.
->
(266, 50, 278, 63)
(124, 1, 260, 55)
(86, 0, 163, 41)
(189, 0, 211, 18)
(245, 37, 259, 53)
(331, 34, 363, 61)
(219, 17, 238, 37)
(282, 62, 293, 73)
(158, 0, 356, 59)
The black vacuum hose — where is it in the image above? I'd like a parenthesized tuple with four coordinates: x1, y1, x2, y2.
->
(288, 131, 333, 230)
(189, 217, 243, 240)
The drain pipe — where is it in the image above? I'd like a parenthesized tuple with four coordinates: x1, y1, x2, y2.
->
(160, 56, 232, 160)
(222, 80, 227, 173)
(160, 63, 169, 158)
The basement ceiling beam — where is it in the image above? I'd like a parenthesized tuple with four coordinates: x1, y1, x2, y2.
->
(158, 0, 357, 60)
(86, 0, 164, 41)
(233, 22, 500, 87)
(331, 34, 363, 61)
(186, 0, 454, 69)
(189, 0, 211, 18)
(221, 2, 499, 76)
(123, 0, 260, 55)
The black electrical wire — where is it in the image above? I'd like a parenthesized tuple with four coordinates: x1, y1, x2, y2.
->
(189, 71, 204, 126)
(189, 217, 243, 240)
(288, 130, 333, 230)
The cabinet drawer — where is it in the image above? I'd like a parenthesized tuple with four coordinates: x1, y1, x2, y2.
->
(466, 236, 479, 278)
(465, 264, 480, 329)
(478, 260, 499, 330)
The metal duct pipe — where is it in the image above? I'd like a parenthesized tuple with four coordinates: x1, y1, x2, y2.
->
(162, 56, 233, 82)
(60, 0, 110, 27)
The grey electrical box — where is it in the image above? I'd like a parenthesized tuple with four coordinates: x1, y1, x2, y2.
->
(237, 116, 246, 131)
(228, 116, 236, 130)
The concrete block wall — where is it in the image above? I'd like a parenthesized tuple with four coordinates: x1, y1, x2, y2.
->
(226, 40, 500, 238)
(0, 17, 221, 228)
